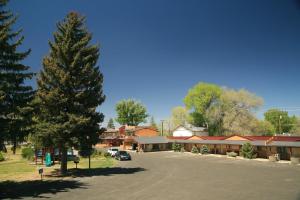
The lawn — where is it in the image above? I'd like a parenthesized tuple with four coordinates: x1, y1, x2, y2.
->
(0, 148, 115, 181)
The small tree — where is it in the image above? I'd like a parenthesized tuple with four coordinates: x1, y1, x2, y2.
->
(191, 146, 199, 154)
(107, 118, 115, 129)
(150, 116, 157, 129)
(200, 145, 209, 154)
(240, 142, 255, 159)
(172, 142, 181, 152)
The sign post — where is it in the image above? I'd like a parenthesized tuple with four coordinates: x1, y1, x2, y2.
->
(74, 156, 80, 169)
(38, 168, 43, 180)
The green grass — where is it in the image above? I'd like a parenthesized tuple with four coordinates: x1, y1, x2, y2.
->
(0, 148, 115, 181)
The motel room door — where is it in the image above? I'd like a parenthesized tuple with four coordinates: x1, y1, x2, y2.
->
(277, 147, 289, 160)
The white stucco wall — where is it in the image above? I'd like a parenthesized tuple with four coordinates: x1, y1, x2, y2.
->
(172, 126, 193, 137)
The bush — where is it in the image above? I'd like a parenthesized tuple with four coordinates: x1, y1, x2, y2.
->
(200, 145, 209, 154)
(0, 152, 5, 162)
(227, 151, 237, 157)
(172, 142, 181, 152)
(191, 146, 199, 154)
(240, 142, 256, 159)
(180, 146, 185, 153)
(91, 149, 102, 157)
(21, 147, 34, 161)
(103, 152, 111, 158)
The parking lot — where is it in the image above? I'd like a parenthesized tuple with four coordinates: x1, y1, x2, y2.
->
(3, 151, 300, 200)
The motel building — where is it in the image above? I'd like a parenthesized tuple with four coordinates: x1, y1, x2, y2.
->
(134, 134, 300, 160)
(133, 125, 300, 161)
(98, 124, 300, 161)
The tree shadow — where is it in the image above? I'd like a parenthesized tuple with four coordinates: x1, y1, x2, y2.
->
(0, 167, 146, 199)
(0, 179, 86, 199)
(47, 167, 146, 178)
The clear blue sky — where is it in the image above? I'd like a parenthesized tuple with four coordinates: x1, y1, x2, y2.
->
(9, 0, 300, 126)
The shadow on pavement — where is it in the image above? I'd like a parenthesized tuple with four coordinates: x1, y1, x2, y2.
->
(47, 167, 146, 178)
(0, 179, 85, 199)
(0, 167, 146, 199)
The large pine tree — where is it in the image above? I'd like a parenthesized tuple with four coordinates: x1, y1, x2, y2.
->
(36, 12, 105, 174)
(0, 0, 34, 153)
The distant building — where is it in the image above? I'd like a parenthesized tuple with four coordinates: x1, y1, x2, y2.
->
(98, 125, 158, 149)
(98, 128, 121, 147)
(172, 125, 208, 137)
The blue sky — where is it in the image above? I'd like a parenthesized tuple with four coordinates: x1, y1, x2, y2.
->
(9, 0, 300, 126)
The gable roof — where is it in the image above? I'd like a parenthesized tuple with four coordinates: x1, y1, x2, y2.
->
(199, 136, 228, 140)
(187, 136, 203, 140)
(225, 135, 250, 141)
(134, 136, 169, 144)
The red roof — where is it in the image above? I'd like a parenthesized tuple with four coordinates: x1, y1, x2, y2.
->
(243, 136, 272, 141)
(272, 136, 300, 142)
(199, 136, 228, 140)
(168, 135, 300, 142)
(167, 136, 191, 140)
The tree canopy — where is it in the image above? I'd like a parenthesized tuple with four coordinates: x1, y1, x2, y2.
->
(171, 106, 188, 127)
(183, 82, 264, 136)
(107, 118, 115, 129)
(34, 12, 105, 174)
(264, 109, 296, 134)
(150, 116, 157, 129)
(0, 0, 34, 153)
(115, 99, 148, 126)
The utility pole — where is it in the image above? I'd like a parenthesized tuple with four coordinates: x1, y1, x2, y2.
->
(279, 115, 282, 134)
(161, 120, 164, 136)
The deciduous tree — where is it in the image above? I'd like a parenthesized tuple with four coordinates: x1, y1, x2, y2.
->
(115, 99, 148, 126)
(220, 89, 263, 135)
(264, 109, 296, 134)
(171, 106, 188, 127)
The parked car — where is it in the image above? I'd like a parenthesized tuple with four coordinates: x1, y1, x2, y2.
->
(107, 147, 119, 157)
(115, 151, 131, 161)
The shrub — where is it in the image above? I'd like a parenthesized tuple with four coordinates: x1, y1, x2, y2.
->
(227, 151, 237, 157)
(191, 146, 199, 154)
(103, 152, 111, 158)
(200, 145, 209, 154)
(91, 149, 102, 157)
(21, 147, 34, 161)
(240, 142, 256, 159)
(180, 146, 185, 153)
(172, 142, 181, 152)
(0, 152, 5, 162)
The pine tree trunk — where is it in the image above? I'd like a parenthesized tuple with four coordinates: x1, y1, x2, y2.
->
(60, 147, 68, 175)
(0, 140, 7, 153)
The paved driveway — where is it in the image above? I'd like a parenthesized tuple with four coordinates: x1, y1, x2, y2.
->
(2, 152, 300, 200)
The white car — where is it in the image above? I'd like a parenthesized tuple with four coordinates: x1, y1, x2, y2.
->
(107, 147, 119, 157)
